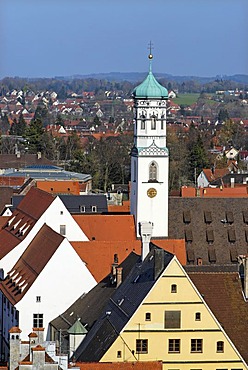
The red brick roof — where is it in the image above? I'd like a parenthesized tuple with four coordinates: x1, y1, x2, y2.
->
(0, 224, 64, 304)
(189, 271, 248, 363)
(72, 238, 186, 282)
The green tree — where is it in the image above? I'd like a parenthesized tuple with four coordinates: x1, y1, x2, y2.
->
(188, 135, 209, 184)
(25, 118, 44, 153)
(0, 113, 10, 134)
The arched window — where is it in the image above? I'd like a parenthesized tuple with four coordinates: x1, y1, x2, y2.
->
(149, 162, 158, 182)
(140, 114, 146, 130)
(151, 115, 156, 130)
(161, 114, 165, 130)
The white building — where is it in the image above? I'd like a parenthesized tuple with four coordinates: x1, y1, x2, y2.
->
(130, 52, 169, 238)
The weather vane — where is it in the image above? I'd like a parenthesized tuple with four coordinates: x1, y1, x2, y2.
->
(148, 41, 154, 60)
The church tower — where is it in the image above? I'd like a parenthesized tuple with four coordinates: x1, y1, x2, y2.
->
(130, 49, 169, 238)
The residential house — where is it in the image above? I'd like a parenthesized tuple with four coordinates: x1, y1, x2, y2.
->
(51, 242, 248, 369)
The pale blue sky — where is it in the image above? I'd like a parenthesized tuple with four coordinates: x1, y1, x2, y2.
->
(0, 0, 247, 78)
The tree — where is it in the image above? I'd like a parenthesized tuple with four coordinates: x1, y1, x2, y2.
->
(24, 118, 44, 153)
(0, 113, 10, 134)
(218, 108, 229, 122)
(188, 135, 209, 184)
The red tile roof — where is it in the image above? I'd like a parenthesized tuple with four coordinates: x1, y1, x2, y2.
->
(72, 238, 186, 282)
(0, 224, 64, 304)
(73, 215, 137, 241)
(36, 180, 81, 195)
(189, 271, 248, 363)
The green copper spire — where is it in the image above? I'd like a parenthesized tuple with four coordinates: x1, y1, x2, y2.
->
(132, 46, 168, 99)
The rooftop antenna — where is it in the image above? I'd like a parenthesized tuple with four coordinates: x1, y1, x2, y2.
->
(148, 41, 154, 72)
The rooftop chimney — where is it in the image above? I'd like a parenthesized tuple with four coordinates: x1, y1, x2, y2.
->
(238, 255, 248, 299)
(116, 267, 123, 287)
(139, 221, 153, 261)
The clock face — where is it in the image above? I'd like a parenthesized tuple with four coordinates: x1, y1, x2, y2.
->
(147, 188, 157, 198)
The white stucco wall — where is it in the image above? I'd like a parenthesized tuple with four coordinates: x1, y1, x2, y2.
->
(0, 197, 89, 275)
(197, 171, 209, 188)
(16, 238, 96, 339)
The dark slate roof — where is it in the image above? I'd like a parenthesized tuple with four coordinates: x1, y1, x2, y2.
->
(210, 172, 248, 186)
(168, 197, 248, 265)
(188, 270, 248, 364)
(0, 154, 53, 169)
(73, 246, 174, 362)
(50, 252, 140, 354)
(10, 194, 108, 214)
(59, 195, 108, 214)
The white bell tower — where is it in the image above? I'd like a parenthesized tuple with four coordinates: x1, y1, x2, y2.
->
(130, 49, 169, 238)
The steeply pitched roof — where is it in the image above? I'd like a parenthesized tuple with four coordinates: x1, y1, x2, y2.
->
(0, 224, 64, 305)
(187, 269, 248, 364)
(0, 188, 54, 259)
(73, 215, 137, 241)
(72, 247, 173, 362)
(168, 197, 248, 265)
(72, 239, 186, 282)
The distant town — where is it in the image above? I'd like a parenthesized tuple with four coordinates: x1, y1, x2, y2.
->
(1, 68, 248, 370)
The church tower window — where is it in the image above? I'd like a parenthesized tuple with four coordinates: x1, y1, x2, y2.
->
(161, 114, 165, 130)
(151, 115, 156, 130)
(140, 114, 146, 130)
(149, 162, 158, 182)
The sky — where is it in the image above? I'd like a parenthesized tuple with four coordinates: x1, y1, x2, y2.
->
(0, 0, 247, 79)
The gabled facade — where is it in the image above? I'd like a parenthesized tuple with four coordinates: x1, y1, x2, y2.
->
(71, 246, 248, 369)
(0, 187, 89, 275)
(1, 224, 96, 340)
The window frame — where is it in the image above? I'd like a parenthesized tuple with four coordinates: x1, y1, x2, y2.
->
(136, 339, 148, 354)
(195, 312, 201, 321)
(216, 340, 224, 353)
(191, 338, 203, 353)
(60, 225, 66, 236)
(171, 284, 177, 293)
(145, 312, 151, 321)
(164, 310, 181, 329)
(168, 338, 180, 353)
(33, 313, 43, 328)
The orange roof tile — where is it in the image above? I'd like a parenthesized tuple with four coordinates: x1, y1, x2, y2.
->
(108, 200, 130, 213)
(36, 180, 80, 195)
(9, 326, 22, 333)
(182, 186, 248, 198)
(16, 187, 54, 219)
(72, 239, 186, 282)
(73, 215, 137, 241)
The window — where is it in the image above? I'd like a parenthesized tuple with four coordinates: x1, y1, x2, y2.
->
(151, 115, 156, 130)
(191, 339, 203, 353)
(161, 114, 165, 130)
(60, 225, 66, 236)
(117, 350, 122, 358)
(36, 296, 41, 303)
(140, 115, 146, 130)
(168, 339, 180, 353)
(60, 211, 63, 215)
(92, 206, 97, 213)
(33, 313, 43, 328)
(165, 311, 181, 329)
(145, 312, 151, 321)
(216, 341, 224, 353)
(171, 284, 177, 293)
(195, 312, 201, 321)
(136, 339, 148, 354)
(80, 205, 86, 213)
(149, 162, 158, 182)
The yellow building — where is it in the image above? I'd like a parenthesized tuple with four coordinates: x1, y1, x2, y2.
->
(72, 246, 248, 370)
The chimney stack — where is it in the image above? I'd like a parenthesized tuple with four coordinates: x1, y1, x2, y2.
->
(116, 267, 123, 287)
(238, 255, 248, 299)
(139, 221, 153, 261)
